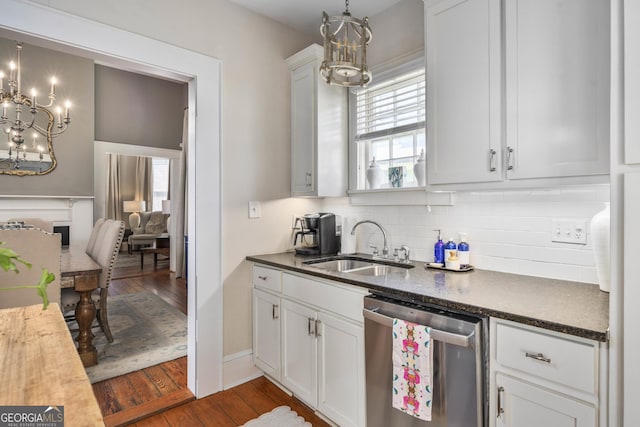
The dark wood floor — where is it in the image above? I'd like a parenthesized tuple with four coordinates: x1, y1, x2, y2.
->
(95, 255, 329, 426)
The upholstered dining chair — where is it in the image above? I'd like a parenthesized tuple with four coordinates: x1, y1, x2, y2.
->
(0, 228, 61, 309)
(85, 218, 106, 257)
(61, 219, 124, 342)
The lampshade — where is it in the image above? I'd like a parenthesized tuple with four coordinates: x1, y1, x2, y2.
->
(123, 200, 145, 213)
(162, 200, 171, 214)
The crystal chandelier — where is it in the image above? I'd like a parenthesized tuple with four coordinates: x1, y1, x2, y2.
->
(320, 0, 372, 87)
(1, 42, 71, 170)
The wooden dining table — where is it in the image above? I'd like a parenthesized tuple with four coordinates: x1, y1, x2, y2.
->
(0, 303, 105, 425)
(61, 246, 102, 367)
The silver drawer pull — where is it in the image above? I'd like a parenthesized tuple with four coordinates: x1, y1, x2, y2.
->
(258, 275, 268, 280)
(525, 352, 551, 364)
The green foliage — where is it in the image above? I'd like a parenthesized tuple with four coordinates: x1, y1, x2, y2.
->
(0, 241, 54, 310)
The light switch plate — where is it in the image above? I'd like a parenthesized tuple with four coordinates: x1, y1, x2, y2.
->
(248, 201, 261, 219)
(551, 218, 587, 245)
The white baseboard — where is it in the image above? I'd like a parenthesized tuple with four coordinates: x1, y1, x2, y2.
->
(223, 349, 262, 390)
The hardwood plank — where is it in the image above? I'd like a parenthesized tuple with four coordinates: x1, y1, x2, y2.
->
(144, 364, 181, 395)
(210, 389, 259, 425)
(109, 375, 146, 411)
(190, 396, 240, 427)
(232, 380, 279, 415)
(157, 404, 205, 427)
(92, 380, 124, 416)
(103, 388, 194, 427)
(127, 370, 164, 402)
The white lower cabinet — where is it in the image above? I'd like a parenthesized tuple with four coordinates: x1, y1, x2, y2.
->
(281, 298, 318, 406)
(252, 288, 281, 381)
(317, 312, 365, 427)
(490, 318, 602, 427)
(495, 373, 596, 427)
(252, 265, 367, 427)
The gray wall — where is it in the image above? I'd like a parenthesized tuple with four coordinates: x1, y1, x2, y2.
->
(0, 38, 187, 196)
(95, 65, 186, 150)
(0, 39, 94, 196)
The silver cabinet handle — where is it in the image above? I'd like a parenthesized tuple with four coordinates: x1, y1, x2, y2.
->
(506, 146, 514, 171)
(257, 275, 267, 281)
(272, 304, 279, 320)
(525, 352, 551, 364)
(489, 149, 497, 172)
(362, 307, 474, 348)
(308, 317, 315, 336)
(315, 319, 322, 337)
(497, 386, 505, 418)
(305, 172, 312, 186)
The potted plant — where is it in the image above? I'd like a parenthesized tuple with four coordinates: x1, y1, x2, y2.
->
(0, 242, 55, 309)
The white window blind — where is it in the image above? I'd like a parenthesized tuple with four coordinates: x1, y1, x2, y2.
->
(355, 69, 425, 141)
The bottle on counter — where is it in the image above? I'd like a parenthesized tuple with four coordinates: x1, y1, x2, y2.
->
(446, 250, 460, 270)
(458, 233, 470, 267)
(434, 229, 445, 264)
(444, 237, 457, 260)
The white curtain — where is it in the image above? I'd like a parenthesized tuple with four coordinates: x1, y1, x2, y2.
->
(135, 156, 153, 211)
(105, 154, 122, 220)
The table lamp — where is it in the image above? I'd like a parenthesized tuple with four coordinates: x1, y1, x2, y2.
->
(123, 200, 146, 229)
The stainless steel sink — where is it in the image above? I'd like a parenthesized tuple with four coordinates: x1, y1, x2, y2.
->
(302, 255, 414, 276)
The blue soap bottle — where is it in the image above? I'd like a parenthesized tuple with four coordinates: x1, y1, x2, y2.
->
(433, 229, 445, 264)
(458, 233, 470, 267)
(444, 237, 457, 260)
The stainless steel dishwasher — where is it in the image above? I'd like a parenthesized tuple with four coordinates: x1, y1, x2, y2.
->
(363, 293, 488, 427)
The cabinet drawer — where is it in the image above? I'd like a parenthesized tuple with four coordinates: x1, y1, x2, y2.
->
(253, 265, 282, 292)
(282, 273, 367, 323)
(495, 322, 597, 394)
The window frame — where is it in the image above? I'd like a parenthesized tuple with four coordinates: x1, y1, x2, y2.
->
(348, 53, 426, 193)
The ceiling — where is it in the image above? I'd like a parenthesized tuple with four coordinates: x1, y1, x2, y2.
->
(230, 0, 404, 39)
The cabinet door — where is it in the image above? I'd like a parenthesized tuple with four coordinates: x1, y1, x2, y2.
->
(504, 0, 609, 179)
(281, 299, 318, 406)
(253, 289, 281, 380)
(496, 373, 596, 427)
(426, 0, 502, 185)
(317, 312, 365, 427)
(291, 63, 317, 196)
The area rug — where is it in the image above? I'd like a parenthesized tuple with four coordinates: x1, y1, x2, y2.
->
(68, 291, 187, 383)
(241, 406, 311, 427)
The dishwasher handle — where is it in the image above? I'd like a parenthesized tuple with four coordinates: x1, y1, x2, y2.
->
(363, 307, 474, 348)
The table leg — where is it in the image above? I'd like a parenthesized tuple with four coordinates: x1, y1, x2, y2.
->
(75, 290, 98, 367)
(141, 252, 144, 269)
(154, 252, 158, 267)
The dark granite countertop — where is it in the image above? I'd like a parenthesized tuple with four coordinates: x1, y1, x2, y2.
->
(246, 252, 610, 342)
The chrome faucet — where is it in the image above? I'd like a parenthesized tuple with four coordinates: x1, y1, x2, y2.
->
(351, 220, 389, 258)
(395, 245, 411, 263)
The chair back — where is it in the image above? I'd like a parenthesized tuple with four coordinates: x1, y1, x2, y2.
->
(85, 218, 106, 257)
(92, 219, 125, 289)
(0, 229, 61, 309)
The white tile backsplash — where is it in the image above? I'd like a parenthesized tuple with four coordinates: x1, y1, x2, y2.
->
(322, 184, 609, 284)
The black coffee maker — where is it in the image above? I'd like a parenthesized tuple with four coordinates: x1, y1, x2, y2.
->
(294, 212, 340, 256)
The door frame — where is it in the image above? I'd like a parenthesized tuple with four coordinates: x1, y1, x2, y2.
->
(0, 0, 223, 397)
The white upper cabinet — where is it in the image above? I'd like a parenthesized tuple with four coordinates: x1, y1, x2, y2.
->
(286, 45, 348, 197)
(504, 0, 610, 180)
(426, 0, 609, 186)
(426, 0, 502, 185)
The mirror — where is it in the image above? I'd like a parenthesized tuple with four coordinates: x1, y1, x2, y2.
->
(0, 105, 57, 176)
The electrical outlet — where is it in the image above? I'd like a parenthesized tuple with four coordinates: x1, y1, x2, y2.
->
(551, 219, 587, 245)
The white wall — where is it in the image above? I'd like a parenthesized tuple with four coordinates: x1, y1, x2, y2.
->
(325, 184, 609, 284)
(27, 0, 320, 360)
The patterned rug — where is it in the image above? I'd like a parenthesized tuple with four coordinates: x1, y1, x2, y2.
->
(69, 292, 187, 383)
(241, 406, 311, 427)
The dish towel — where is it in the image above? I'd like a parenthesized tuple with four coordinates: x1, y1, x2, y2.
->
(392, 318, 433, 421)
